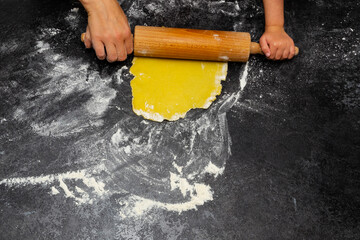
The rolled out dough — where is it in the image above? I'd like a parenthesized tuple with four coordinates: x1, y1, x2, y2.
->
(130, 57, 228, 122)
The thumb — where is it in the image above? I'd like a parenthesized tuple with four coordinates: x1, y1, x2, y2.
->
(84, 26, 92, 49)
(260, 36, 271, 57)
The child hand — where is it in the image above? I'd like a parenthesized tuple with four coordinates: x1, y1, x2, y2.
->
(260, 26, 295, 60)
(81, 0, 133, 62)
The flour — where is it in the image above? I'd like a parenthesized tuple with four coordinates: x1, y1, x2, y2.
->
(70, 7, 79, 13)
(240, 62, 249, 90)
(0, 165, 108, 205)
(0, 40, 19, 54)
(203, 161, 225, 178)
(111, 128, 130, 144)
(51, 186, 60, 195)
(40, 28, 61, 37)
(133, 108, 167, 122)
(14, 35, 120, 137)
(65, 9, 79, 29)
(58, 176, 76, 198)
(126, 0, 241, 27)
(116, 65, 128, 85)
(116, 182, 213, 217)
(36, 40, 50, 53)
(131, 183, 213, 214)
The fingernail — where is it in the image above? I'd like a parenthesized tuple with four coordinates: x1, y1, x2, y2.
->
(266, 52, 270, 57)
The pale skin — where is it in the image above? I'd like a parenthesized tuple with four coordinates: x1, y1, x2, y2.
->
(79, 0, 295, 62)
(79, 0, 133, 62)
(261, 0, 295, 60)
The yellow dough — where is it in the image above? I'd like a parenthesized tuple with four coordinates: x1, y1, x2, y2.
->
(130, 57, 228, 122)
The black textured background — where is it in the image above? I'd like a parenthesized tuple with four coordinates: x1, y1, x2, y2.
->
(0, 0, 359, 239)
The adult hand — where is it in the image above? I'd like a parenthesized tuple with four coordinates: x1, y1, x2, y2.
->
(260, 26, 295, 60)
(80, 0, 133, 62)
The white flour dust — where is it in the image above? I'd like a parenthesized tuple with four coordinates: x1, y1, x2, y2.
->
(0, 164, 108, 205)
(126, 0, 242, 27)
(14, 32, 123, 137)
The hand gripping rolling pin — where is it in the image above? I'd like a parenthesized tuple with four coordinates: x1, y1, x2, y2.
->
(81, 26, 299, 62)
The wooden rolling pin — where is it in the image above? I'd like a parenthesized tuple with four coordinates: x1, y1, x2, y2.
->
(81, 26, 299, 62)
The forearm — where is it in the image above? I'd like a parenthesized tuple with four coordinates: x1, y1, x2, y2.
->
(262, 0, 284, 29)
(79, 0, 97, 10)
(79, 0, 116, 16)
(260, 0, 295, 60)
(79, 0, 102, 10)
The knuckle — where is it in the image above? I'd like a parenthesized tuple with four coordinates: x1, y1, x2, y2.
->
(123, 29, 132, 39)
(103, 32, 111, 41)
(114, 32, 123, 40)
(92, 34, 102, 41)
(114, 29, 131, 41)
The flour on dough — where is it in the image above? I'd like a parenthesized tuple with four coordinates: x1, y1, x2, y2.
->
(130, 57, 228, 122)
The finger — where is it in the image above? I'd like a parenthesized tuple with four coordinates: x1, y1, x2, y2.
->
(125, 34, 134, 54)
(84, 26, 92, 49)
(105, 43, 118, 62)
(275, 47, 283, 60)
(92, 40, 106, 60)
(269, 45, 277, 60)
(288, 44, 295, 59)
(259, 36, 271, 58)
(116, 42, 127, 61)
(282, 47, 290, 60)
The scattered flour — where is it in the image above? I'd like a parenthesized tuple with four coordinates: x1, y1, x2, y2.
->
(36, 41, 50, 53)
(14, 36, 121, 137)
(0, 165, 107, 206)
(203, 162, 225, 178)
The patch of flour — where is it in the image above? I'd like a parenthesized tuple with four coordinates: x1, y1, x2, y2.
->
(0, 164, 108, 205)
(40, 28, 61, 37)
(36, 41, 50, 53)
(13, 34, 123, 137)
(65, 8, 80, 29)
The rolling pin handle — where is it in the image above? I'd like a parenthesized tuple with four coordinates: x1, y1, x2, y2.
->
(81, 33, 86, 42)
(250, 42, 299, 56)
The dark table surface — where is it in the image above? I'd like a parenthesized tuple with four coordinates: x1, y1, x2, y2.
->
(1, 0, 359, 239)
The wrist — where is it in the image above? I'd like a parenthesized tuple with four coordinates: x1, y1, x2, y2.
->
(265, 25, 285, 32)
(80, 0, 103, 12)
